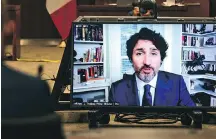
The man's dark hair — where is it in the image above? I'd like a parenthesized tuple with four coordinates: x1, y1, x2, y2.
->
(140, 0, 155, 10)
(126, 27, 168, 62)
(132, 1, 139, 7)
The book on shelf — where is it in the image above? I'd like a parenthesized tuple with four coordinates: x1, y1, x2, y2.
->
(74, 24, 103, 41)
(182, 24, 195, 34)
(205, 64, 216, 74)
(182, 35, 202, 47)
(182, 35, 187, 46)
(182, 50, 202, 61)
(75, 65, 104, 83)
(87, 65, 104, 79)
(82, 46, 103, 62)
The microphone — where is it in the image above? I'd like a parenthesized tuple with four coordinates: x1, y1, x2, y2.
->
(38, 65, 44, 79)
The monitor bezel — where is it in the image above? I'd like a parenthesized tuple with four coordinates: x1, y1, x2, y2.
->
(70, 17, 216, 112)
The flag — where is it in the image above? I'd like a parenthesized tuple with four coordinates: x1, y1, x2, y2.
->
(46, 0, 77, 40)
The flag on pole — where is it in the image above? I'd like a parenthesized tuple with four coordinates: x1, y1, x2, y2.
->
(46, 0, 77, 40)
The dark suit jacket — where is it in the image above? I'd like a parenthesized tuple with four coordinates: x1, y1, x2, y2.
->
(109, 71, 195, 106)
(1, 63, 54, 118)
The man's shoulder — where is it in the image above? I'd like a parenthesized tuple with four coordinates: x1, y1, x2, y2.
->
(159, 70, 183, 80)
(111, 74, 134, 87)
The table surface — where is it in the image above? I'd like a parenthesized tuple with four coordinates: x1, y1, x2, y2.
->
(64, 123, 216, 139)
(63, 114, 216, 139)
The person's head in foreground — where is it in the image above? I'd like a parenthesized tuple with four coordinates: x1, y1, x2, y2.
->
(126, 27, 168, 83)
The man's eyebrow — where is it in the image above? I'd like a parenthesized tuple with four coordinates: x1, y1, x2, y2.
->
(151, 48, 159, 51)
(135, 48, 159, 51)
(135, 48, 144, 51)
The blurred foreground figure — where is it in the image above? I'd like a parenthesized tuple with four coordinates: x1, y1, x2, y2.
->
(1, 0, 65, 138)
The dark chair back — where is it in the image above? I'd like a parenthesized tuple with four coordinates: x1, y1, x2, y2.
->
(2, 113, 65, 139)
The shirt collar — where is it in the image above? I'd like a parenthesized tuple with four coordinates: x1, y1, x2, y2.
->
(135, 73, 158, 90)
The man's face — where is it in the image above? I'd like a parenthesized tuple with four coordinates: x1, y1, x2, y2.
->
(133, 7, 140, 15)
(132, 40, 161, 83)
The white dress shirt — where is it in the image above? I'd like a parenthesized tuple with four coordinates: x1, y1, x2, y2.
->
(135, 73, 158, 106)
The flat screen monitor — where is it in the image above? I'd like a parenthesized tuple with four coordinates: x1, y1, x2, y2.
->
(70, 20, 216, 112)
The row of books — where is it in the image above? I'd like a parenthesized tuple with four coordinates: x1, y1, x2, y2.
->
(81, 46, 103, 62)
(182, 35, 216, 47)
(76, 66, 104, 83)
(182, 50, 202, 61)
(74, 24, 103, 41)
(182, 24, 215, 34)
(182, 35, 202, 47)
(182, 24, 196, 34)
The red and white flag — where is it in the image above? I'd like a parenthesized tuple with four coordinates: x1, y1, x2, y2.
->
(46, 0, 77, 40)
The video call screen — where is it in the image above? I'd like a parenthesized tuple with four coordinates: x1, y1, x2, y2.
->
(71, 23, 216, 108)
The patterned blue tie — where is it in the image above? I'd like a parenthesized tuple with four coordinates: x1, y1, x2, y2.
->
(142, 84, 152, 106)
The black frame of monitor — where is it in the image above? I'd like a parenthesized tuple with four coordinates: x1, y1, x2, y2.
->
(53, 16, 216, 113)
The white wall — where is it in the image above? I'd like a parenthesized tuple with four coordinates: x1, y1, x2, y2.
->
(105, 24, 122, 83)
(162, 24, 182, 75)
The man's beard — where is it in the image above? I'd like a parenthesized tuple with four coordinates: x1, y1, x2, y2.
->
(135, 65, 157, 83)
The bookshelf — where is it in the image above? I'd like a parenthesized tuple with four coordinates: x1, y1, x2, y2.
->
(73, 24, 110, 103)
(74, 62, 104, 65)
(74, 40, 103, 44)
(181, 24, 216, 106)
(182, 32, 216, 37)
(182, 45, 216, 48)
(182, 74, 216, 80)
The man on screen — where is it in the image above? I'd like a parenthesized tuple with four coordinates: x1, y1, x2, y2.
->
(109, 27, 195, 107)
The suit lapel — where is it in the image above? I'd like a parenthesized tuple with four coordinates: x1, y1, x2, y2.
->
(154, 71, 172, 106)
(124, 73, 139, 106)
(132, 74, 140, 106)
